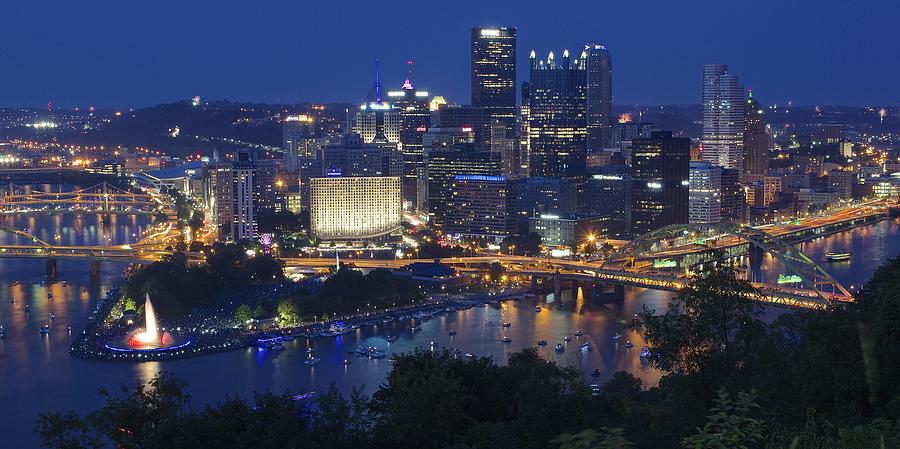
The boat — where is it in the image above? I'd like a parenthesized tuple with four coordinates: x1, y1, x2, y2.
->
(9, 298, 14, 303)
(624, 341, 634, 348)
(12, 281, 19, 286)
(411, 326, 422, 333)
(40, 324, 51, 334)
(579, 342, 591, 351)
(303, 357, 321, 366)
(825, 251, 851, 262)
(25, 304, 30, 311)
(270, 342, 286, 350)
(67, 325, 72, 332)
(574, 330, 583, 336)
(501, 336, 512, 343)
(49, 313, 56, 319)
(564, 336, 572, 342)
(590, 368, 601, 377)
(385, 335, 398, 342)
(448, 330, 457, 336)
(61, 280, 67, 286)
(613, 332, 622, 341)
(538, 339, 547, 346)
(47, 293, 53, 299)
(343, 359, 352, 365)
(465, 353, 475, 358)
(368, 349, 387, 359)
(502, 322, 511, 328)
(534, 306, 542, 312)
(589, 384, 601, 396)
(639, 346, 653, 358)
(554, 344, 565, 353)
(355, 345, 370, 355)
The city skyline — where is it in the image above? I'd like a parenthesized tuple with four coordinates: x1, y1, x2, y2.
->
(1, 1, 898, 108)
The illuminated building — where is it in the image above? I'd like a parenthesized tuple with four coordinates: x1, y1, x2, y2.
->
(355, 60, 402, 145)
(701, 64, 745, 173)
(720, 168, 746, 224)
(745, 175, 781, 207)
(527, 49, 587, 181)
(387, 69, 431, 205)
(823, 123, 844, 145)
(611, 121, 656, 159)
(445, 175, 515, 241)
(529, 213, 610, 248)
(631, 131, 689, 235)
(584, 164, 631, 238)
(491, 119, 519, 176)
(284, 190, 302, 214)
(742, 92, 770, 177)
(510, 176, 577, 222)
(309, 175, 401, 240)
(689, 161, 722, 224)
(423, 127, 501, 226)
(471, 27, 517, 130)
(86, 159, 125, 177)
(584, 43, 613, 149)
(282, 115, 317, 172)
(431, 104, 490, 150)
(211, 162, 257, 241)
(321, 133, 401, 177)
(827, 169, 854, 200)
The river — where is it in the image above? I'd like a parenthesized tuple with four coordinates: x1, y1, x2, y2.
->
(1, 212, 898, 448)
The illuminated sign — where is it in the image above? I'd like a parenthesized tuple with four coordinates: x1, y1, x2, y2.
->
(461, 127, 473, 132)
(480, 29, 500, 37)
(647, 182, 662, 189)
(454, 175, 506, 182)
(777, 274, 803, 284)
(653, 259, 677, 268)
(592, 174, 622, 180)
(415, 91, 429, 97)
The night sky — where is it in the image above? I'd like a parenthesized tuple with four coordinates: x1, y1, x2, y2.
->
(1, 0, 897, 108)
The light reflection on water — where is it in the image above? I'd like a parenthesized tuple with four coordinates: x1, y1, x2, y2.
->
(1, 217, 898, 448)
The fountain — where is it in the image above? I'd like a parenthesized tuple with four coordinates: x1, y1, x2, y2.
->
(106, 294, 191, 354)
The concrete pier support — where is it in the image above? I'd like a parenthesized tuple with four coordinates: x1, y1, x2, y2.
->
(89, 259, 101, 280)
(45, 258, 57, 277)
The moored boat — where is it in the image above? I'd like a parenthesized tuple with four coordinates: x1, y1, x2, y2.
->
(825, 251, 851, 262)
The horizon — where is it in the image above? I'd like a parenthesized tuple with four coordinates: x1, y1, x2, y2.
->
(1, 0, 898, 109)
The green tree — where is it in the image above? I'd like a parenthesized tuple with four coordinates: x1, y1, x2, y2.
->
(682, 390, 763, 449)
(551, 428, 634, 449)
(234, 304, 253, 324)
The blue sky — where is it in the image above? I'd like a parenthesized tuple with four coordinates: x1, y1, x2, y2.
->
(1, 0, 897, 108)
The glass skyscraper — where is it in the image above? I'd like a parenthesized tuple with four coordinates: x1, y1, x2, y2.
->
(701, 64, 745, 173)
(631, 131, 690, 235)
(471, 27, 517, 127)
(584, 43, 613, 150)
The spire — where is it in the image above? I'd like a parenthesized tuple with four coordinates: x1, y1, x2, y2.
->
(374, 59, 382, 102)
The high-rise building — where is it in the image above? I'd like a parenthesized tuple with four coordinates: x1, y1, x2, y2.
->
(355, 61, 402, 145)
(720, 168, 746, 224)
(584, 164, 631, 239)
(827, 169, 854, 200)
(631, 131, 690, 235)
(471, 27, 517, 129)
(689, 161, 722, 224)
(423, 128, 501, 226)
(491, 119, 518, 176)
(211, 162, 257, 241)
(510, 176, 578, 228)
(584, 43, 613, 150)
(701, 64, 745, 173)
(445, 175, 515, 241)
(743, 92, 770, 177)
(282, 115, 317, 172)
(431, 105, 490, 150)
(387, 69, 431, 204)
(527, 49, 587, 180)
(321, 133, 401, 178)
(823, 123, 844, 145)
(309, 175, 401, 240)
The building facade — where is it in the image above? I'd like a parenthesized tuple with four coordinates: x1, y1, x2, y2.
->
(689, 161, 722, 223)
(471, 27, 517, 132)
(743, 93, 770, 177)
(309, 175, 401, 240)
(701, 64, 745, 173)
(631, 131, 690, 235)
(584, 43, 613, 150)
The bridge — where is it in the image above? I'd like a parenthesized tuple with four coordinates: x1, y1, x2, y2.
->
(1, 182, 162, 214)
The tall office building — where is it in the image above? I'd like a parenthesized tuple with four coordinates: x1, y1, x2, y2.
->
(211, 162, 257, 241)
(388, 69, 431, 204)
(527, 49, 587, 180)
(321, 133, 401, 178)
(423, 128, 501, 226)
(631, 131, 690, 235)
(584, 43, 613, 150)
(689, 161, 722, 224)
(701, 64, 745, 173)
(282, 115, 317, 172)
(743, 92, 770, 177)
(471, 27, 517, 129)
(309, 175, 402, 241)
(491, 119, 518, 176)
(720, 168, 746, 224)
(823, 123, 844, 145)
(445, 175, 515, 241)
(355, 61, 402, 145)
(431, 104, 490, 150)
(584, 164, 631, 239)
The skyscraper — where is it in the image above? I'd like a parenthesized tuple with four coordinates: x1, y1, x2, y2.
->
(689, 161, 722, 224)
(720, 168, 746, 224)
(631, 131, 690, 235)
(743, 91, 770, 176)
(388, 66, 431, 205)
(471, 27, 517, 128)
(584, 164, 631, 239)
(355, 61, 402, 145)
(282, 115, 316, 172)
(211, 162, 257, 241)
(527, 49, 587, 181)
(701, 64, 745, 173)
(584, 43, 613, 150)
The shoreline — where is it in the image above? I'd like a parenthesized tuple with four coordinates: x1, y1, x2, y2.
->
(69, 285, 534, 363)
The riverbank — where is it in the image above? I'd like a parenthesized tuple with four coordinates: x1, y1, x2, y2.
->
(69, 283, 534, 362)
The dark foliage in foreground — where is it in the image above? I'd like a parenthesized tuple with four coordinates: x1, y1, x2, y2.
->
(39, 257, 900, 448)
